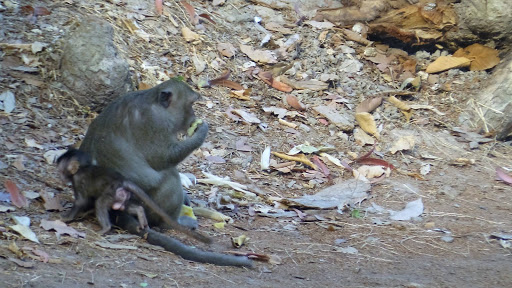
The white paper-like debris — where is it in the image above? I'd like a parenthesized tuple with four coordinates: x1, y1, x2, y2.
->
(0, 205, 15, 212)
(31, 42, 48, 53)
(356, 165, 385, 179)
(420, 163, 431, 175)
(231, 109, 261, 124)
(288, 143, 319, 155)
(13, 215, 31, 226)
(11, 216, 39, 243)
(23, 191, 40, 200)
(339, 59, 363, 73)
(95, 241, 138, 250)
(25, 138, 44, 149)
(192, 53, 206, 74)
(336, 246, 358, 254)
(179, 173, 194, 188)
(0, 90, 16, 113)
(261, 146, 271, 170)
(319, 153, 343, 167)
(43, 149, 67, 164)
(288, 179, 370, 209)
(304, 20, 335, 29)
(390, 198, 424, 221)
(260, 33, 271, 46)
(198, 172, 256, 198)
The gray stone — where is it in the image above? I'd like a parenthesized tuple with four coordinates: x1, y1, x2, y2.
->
(449, 0, 512, 44)
(60, 17, 132, 108)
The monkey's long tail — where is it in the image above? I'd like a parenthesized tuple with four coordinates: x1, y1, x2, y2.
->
(115, 212, 253, 268)
(146, 230, 253, 267)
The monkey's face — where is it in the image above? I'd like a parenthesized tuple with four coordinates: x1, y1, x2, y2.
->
(160, 83, 201, 133)
(112, 187, 130, 211)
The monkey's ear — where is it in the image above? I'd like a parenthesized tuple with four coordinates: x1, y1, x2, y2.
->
(159, 91, 173, 108)
(68, 160, 80, 175)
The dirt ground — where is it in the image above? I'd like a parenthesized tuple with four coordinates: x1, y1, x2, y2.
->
(1, 1, 512, 287)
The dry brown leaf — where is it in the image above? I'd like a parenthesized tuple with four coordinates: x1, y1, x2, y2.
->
(271, 152, 318, 170)
(402, 59, 417, 74)
(258, 71, 293, 92)
(280, 76, 328, 91)
(357, 165, 388, 179)
(355, 112, 379, 138)
(389, 136, 415, 154)
(341, 29, 372, 45)
(356, 97, 383, 113)
(265, 22, 293, 34)
(240, 45, 277, 64)
(155, 0, 163, 15)
(496, 167, 512, 185)
(388, 96, 413, 121)
(210, 78, 244, 90)
(217, 43, 236, 57)
(40, 191, 64, 211)
(198, 13, 216, 24)
(318, 30, 329, 41)
(21, 6, 51, 16)
(271, 78, 293, 92)
(40, 219, 86, 238)
(181, 1, 198, 25)
(387, 96, 411, 111)
(138, 82, 151, 90)
(426, 56, 470, 73)
(369, 3, 456, 45)
(354, 128, 375, 146)
(231, 109, 261, 124)
(230, 89, 251, 100)
(356, 158, 395, 170)
(278, 118, 297, 128)
(181, 27, 200, 42)
(5, 180, 28, 208)
(192, 54, 206, 74)
(453, 44, 500, 71)
(401, 110, 413, 122)
(285, 94, 305, 111)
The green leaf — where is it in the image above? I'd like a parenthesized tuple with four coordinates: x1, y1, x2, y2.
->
(351, 209, 361, 218)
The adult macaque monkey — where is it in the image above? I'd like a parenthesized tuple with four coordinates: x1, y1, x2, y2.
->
(57, 148, 212, 244)
(79, 79, 253, 267)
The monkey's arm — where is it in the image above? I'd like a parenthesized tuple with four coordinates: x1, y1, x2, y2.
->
(115, 212, 253, 268)
(166, 122, 208, 164)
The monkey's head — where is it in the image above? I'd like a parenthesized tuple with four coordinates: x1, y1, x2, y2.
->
(112, 187, 131, 211)
(155, 79, 201, 133)
(56, 148, 93, 181)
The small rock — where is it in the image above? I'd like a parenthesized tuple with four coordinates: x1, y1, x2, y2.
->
(440, 236, 454, 243)
(469, 141, 479, 149)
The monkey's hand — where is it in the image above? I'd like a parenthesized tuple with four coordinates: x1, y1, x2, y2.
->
(169, 121, 208, 164)
(187, 119, 203, 136)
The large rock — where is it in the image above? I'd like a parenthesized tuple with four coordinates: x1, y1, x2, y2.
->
(61, 17, 132, 108)
(448, 0, 512, 45)
(476, 53, 512, 140)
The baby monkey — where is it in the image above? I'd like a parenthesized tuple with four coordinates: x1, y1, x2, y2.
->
(57, 148, 212, 243)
